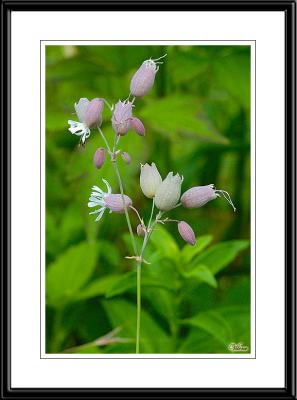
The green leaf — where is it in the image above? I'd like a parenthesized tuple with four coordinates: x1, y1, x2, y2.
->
(181, 310, 233, 345)
(102, 299, 172, 353)
(73, 275, 122, 301)
(190, 240, 249, 275)
(181, 235, 213, 264)
(46, 242, 99, 307)
(106, 270, 173, 298)
(183, 264, 218, 288)
(214, 49, 250, 109)
(149, 226, 179, 261)
(140, 95, 228, 144)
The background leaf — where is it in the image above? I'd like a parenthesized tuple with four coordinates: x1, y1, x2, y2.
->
(46, 242, 99, 307)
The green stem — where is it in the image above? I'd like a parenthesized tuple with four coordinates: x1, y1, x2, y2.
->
(135, 206, 162, 353)
(136, 261, 141, 353)
(98, 127, 112, 154)
(112, 135, 138, 256)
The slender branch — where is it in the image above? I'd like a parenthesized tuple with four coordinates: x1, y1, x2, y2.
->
(112, 135, 138, 256)
(97, 127, 112, 154)
(129, 205, 143, 225)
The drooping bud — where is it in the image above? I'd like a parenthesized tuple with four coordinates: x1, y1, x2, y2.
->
(104, 194, 132, 213)
(74, 98, 104, 128)
(154, 172, 183, 211)
(140, 163, 162, 199)
(93, 148, 106, 169)
(111, 100, 133, 136)
(181, 185, 217, 209)
(177, 221, 196, 246)
(130, 55, 166, 97)
(83, 98, 104, 128)
(69, 98, 104, 145)
(121, 151, 132, 164)
(75, 98, 89, 122)
(130, 117, 145, 136)
(181, 184, 236, 211)
(137, 224, 146, 237)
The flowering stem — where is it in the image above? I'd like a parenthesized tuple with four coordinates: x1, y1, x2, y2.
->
(135, 205, 162, 353)
(111, 136, 138, 256)
(113, 161, 138, 256)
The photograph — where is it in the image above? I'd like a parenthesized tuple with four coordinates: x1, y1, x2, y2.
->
(3, 0, 296, 396)
(45, 44, 252, 355)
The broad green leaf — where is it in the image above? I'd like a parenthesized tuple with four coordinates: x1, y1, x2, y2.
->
(46, 242, 99, 307)
(149, 226, 179, 261)
(102, 299, 172, 353)
(180, 306, 250, 352)
(181, 235, 213, 264)
(178, 328, 227, 354)
(190, 240, 249, 275)
(180, 310, 233, 345)
(106, 270, 173, 298)
(183, 264, 218, 288)
(73, 275, 122, 301)
(140, 96, 228, 144)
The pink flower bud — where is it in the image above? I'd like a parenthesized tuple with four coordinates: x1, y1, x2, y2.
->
(93, 148, 106, 169)
(177, 221, 196, 246)
(104, 194, 132, 213)
(121, 151, 132, 164)
(83, 98, 104, 128)
(111, 100, 133, 136)
(130, 117, 145, 136)
(181, 185, 218, 209)
(130, 60, 158, 97)
(136, 224, 146, 237)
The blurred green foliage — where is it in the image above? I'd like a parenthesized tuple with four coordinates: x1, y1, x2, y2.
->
(46, 45, 251, 354)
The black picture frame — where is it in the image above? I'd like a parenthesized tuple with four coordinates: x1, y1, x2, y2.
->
(1, 1, 296, 398)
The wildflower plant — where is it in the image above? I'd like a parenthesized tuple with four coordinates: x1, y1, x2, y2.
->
(67, 54, 237, 354)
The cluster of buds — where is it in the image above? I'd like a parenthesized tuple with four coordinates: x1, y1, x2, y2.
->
(139, 162, 236, 245)
(111, 100, 145, 137)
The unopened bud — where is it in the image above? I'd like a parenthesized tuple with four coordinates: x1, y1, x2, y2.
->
(121, 151, 132, 164)
(177, 221, 196, 246)
(136, 224, 146, 237)
(130, 55, 166, 97)
(104, 194, 132, 213)
(155, 172, 183, 211)
(130, 117, 145, 136)
(93, 148, 106, 169)
(181, 185, 217, 208)
(83, 98, 104, 128)
(140, 163, 162, 199)
(181, 184, 236, 211)
(111, 100, 133, 136)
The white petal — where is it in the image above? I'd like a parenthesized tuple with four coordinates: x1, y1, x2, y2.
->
(89, 209, 100, 214)
(92, 186, 103, 194)
(95, 208, 106, 221)
(88, 201, 99, 208)
(102, 178, 112, 194)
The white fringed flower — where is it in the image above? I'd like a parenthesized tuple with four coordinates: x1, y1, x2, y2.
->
(68, 98, 104, 144)
(88, 179, 133, 222)
(88, 179, 112, 222)
(68, 120, 91, 145)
